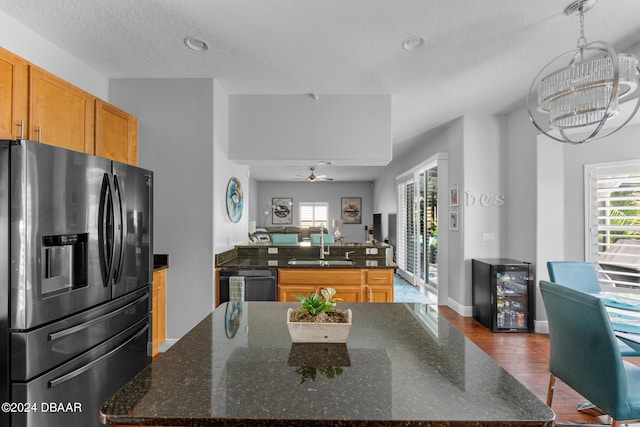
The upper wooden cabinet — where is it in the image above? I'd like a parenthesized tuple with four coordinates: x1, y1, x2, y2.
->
(29, 66, 95, 154)
(1, 45, 138, 163)
(0, 46, 28, 139)
(95, 99, 138, 165)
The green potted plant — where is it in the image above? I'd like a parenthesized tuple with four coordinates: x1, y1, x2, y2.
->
(286, 288, 352, 343)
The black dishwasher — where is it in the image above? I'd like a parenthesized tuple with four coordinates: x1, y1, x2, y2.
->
(219, 269, 278, 303)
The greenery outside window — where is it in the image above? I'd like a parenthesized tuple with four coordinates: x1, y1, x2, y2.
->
(585, 160, 640, 291)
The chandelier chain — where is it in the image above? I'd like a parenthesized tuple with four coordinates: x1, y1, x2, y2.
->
(576, 6, 587, 51)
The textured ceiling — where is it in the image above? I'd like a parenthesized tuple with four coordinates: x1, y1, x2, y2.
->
(1, 0, 640, 181)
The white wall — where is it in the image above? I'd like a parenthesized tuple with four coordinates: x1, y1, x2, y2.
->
(0, 10, 108, 99)
(229, 94, 392, 166)
(254, 181, 373, 243)
(213, 81, 251, 254)
(109, 78, 215, 341)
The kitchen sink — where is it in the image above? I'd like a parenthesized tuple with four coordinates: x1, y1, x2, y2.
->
(288, 258, 355, 266)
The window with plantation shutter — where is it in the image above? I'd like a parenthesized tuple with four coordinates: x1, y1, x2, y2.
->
(397, 182, 407, 271)
(585, 161, 640, 290)
(299, 202, 328, 228)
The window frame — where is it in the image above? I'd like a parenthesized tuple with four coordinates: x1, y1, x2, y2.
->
(299, 202, 329, 228)
(585, 160, 640, 292)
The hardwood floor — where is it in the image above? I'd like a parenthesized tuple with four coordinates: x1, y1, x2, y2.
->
(438, 306, 640, 425)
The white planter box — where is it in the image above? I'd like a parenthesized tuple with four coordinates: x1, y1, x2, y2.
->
(286, 308, 352, 343)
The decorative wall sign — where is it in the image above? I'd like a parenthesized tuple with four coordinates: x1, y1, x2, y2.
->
(272, 198, 293, 224)
(226, 177, 243, 223)
(341, 197, 362, 224)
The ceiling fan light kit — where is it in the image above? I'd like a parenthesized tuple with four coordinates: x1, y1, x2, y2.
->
(527, 0, 640, 144)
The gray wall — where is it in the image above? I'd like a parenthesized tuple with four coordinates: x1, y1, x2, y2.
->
(110, 78, 215, 341)
(255, 181, 374, 243)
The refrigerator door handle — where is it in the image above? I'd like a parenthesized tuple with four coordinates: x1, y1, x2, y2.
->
(47, 292, 150, 341)
(47, 321, 149, 389)
(112, 174, 125, 285)
(98, 173, 114, 286)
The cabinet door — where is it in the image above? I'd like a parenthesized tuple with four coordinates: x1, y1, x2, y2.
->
(332, 286, 363, 302)
(95, 99, 138, 165)
(279, 285, 317, 302)
(152, 269, 166, 357)
(0, 46, 28, 139)
(29, 66, 95, 153)
(365, 286, 394, 303)
(364, 269, 394, 302)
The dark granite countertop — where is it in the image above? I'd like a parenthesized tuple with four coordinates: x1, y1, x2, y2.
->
(100, 302, 554, 427)
(216, 257, 395, 269)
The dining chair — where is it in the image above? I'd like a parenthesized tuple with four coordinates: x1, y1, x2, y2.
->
(540, 280, 640, 427)
(310, 233, 334, 245)
(271, 234, 298, 244)
(546, 261, 638, 357)
(547, 261, 602, 293)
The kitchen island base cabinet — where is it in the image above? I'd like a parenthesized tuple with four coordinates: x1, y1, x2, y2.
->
(278, 268, 394, 303)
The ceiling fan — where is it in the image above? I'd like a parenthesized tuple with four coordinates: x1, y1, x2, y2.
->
(296, 167, 333, 182)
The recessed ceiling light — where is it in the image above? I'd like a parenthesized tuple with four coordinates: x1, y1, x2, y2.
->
(402, 36, 425, 51)
(317, 160, 332, 166)
(184, 36, 209, 52)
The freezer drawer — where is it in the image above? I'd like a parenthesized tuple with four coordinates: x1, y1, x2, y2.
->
(11, 316, 150, 427)
(11, 286, 150, 381)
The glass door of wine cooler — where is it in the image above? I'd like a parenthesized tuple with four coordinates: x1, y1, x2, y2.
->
(496, 269, 529, 330)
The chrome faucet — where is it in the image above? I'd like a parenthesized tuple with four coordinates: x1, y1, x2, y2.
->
(319, 230, 330, 259)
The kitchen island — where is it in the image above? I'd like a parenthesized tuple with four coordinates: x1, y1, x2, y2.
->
(100, 302, 555, 427)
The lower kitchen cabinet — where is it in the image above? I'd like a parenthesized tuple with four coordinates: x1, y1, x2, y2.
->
(152, 269, 166, 357)
(364, 269, 394, 302)
(278, 268, 394, 303)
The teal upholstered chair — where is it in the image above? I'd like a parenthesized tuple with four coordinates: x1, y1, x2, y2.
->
(547, 261, 638, 358)
(547, 261, 602, 293)
(540, 280, 640, 427)
(271, 234, 298, 244)
(310, 233, 334, 245)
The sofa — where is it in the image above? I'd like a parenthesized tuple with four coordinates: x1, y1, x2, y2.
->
(251, 225, 328, 243)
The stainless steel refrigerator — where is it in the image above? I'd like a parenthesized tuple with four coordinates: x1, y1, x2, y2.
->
(0, 139, 153, 427)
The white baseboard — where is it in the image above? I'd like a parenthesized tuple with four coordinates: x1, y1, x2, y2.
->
(534, 320, 549, 334)
(447, 298, 473, 317)
(158, 339, 177, 353)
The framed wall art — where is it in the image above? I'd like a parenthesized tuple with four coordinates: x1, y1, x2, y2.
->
(341, 197, 362, 224)
(225, 177, 243, 223)
(450, 186, 459, 207)
(449, 210, 459, 231)
(272, 198, 293, 224)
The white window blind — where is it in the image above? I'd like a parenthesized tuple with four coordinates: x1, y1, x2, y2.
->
(397, 182, 407, 271)
(299, 203, 328, 228)
(585, 161, 640, 290)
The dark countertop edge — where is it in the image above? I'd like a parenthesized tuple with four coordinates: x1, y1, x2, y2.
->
(101, 415, 554, 426)
(215, 259, 397, 269)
